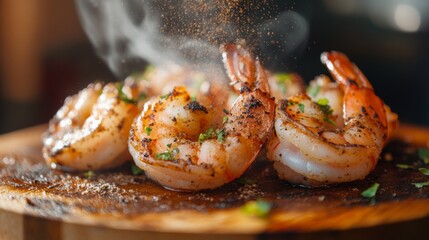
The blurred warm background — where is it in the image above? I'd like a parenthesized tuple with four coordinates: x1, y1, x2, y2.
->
(1, 0, 429, 134)
(0, 0, 115, 134)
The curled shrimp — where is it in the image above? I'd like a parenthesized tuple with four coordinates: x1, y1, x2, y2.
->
(43, 80, 144, 171)
(128, 44, 275, 190)
(267, 51, 398, 186)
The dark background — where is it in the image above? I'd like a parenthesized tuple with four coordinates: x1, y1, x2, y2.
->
(1, 0, 428, 134)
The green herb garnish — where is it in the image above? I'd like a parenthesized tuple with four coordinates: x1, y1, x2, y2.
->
(223, 116, 228, 124)
(307, 84, 320, 98)
(199, 128, 214, 143)
(83, 171, 94, 178)
(131, 164, 144, 175)
(316, 98, 335, 126)
(160, 92, 171, 99)
(361, 183, 380, 198)
(316, 98, 333, 115)
(298, 103, 305, 113)
(138, 92, 147, 101)
(275, 73, 293, 94)
(412, 181, 429, 189)
(198, 128, 226, 143)
(418, 148, 429, 164)
(241, 199, 272, 218)
(396, 164, 414, 169)
(116, 83, 137, 104)
(145, 126, 152, 136)
(167, 143, 172, 148)
(216, 129, 226, 143)
(418, 168, 429, 176)
(155, 148, 179, 161)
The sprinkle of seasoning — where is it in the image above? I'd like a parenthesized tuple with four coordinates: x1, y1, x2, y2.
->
(418, 148, 429, 164)
(145, 127, 152, 136)
(412, 182, 429, 189)
(131, 164, 144, 175)
(418, 168, 429, 176)
(361, 183, 380, 198)
(298, 103, 305, 113)
(241, 199, 272, 218)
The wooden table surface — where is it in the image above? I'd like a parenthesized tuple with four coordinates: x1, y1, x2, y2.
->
(0, 124, 429, 240)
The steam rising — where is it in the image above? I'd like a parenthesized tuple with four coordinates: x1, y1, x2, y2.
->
(76, 0, 309, 77)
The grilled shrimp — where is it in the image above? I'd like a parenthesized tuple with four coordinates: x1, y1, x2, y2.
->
(267, 51, 398, 186)
(128, 44, 275, 190)
(268, 72, 305, 100)
(43, 80, 144, 171)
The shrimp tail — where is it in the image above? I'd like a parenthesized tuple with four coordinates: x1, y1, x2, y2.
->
(321, 51, 389, 135)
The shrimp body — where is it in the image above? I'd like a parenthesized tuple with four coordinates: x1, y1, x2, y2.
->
(267, 51, 396, 185)
(43, 81, 142, 171)
(128, 44, 275, 190)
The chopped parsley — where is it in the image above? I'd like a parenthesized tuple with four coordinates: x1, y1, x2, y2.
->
(418, 168, 429, 176)
(223, 116, 228, 124)
(241, 199, 272, 218)
(199, 128, 226, 143)
(307, 84, 320, 98)
(216, 129, 226, 143)
(418, 148, 429, 164)
(131, 164, 144, 175)
(396, 164, 414, 169)
(83, 171, 94, 178)
(116, 83, 137, 105)
(199, 128, 214, 143)
(156, 148, 179, 161)
(160, 92, 171, 99)
(275, 73, 293, 94)
(316, 98, 335, 126)
(361, 183, 380, 198)
(145, 127, 152, 136)
(316, 98, 333, 115)
(190, 96, 197, 101)
(298, 103, 305, 113)
(138, 92, 147, 101)
(412, 181, 429, 189)
(166, 143, 172, 148)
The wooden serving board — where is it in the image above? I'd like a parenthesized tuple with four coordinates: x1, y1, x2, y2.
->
(0, 124, 429, 240)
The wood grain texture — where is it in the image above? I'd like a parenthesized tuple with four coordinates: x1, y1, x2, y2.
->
(0, 124, 428, 237)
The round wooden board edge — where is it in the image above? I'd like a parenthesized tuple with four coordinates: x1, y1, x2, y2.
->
(0, 123, 429, 234)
